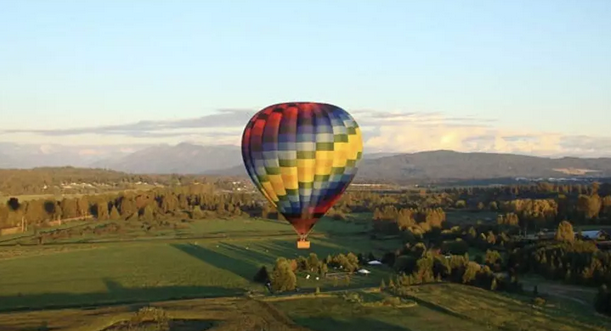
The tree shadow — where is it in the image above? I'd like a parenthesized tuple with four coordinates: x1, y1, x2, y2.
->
(0, 278, 242, 313)
(218, 242, 277, 265)
(171, 243, 262, 281)
(292, 316, 411, 331)
(6, 321, 60, 331)
(98, 319, 218, 331)
(261, 239, 359, 260)
(396, 293, 470, 322)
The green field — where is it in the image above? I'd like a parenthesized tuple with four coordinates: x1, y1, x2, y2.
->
(0, 214, 609, 331)
(272, 284, 611, 331)
(0, 185, 158, 203)
(271, 292, 483, 331)
(0, 217, 398, 311)
(1, 283, 608, 331)
(445, 210, 499, 224)
(0, 296, 310, 331)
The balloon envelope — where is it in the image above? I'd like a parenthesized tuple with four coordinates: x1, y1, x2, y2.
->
(241, 102, 363, 238)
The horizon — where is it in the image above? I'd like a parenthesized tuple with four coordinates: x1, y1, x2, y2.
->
(1, 1, 611, 160)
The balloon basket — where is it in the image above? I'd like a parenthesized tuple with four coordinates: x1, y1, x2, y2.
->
(297, 240, 311, 249)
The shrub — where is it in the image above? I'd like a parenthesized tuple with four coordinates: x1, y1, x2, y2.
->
(383, 296, 402, 306)
(129, 307, 169, 331)
(532, 297, 546, 306)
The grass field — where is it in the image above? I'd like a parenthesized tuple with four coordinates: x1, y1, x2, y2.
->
(271, 291, 484, 331)
(272, 284, 611, 331)
(399, 283, 611, 331)
(0, 214, 609, 330)
(0, 296, 310, 331)
(1, 283, 608, 331)
(445, 210, 499, 224)
(0, 185, 158, 203)
(0, 217, 398, 312)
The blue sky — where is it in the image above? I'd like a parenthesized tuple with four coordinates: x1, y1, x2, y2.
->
(1, 0, 610, 156)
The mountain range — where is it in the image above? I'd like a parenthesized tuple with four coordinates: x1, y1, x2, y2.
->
(1, 142, 610, 183)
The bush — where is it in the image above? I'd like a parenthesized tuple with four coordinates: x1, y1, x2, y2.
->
(129, 307, 169, 331)
(532, 297, 546, 306)
(383, 296, 402, 306)
(342, 292, 362, 303)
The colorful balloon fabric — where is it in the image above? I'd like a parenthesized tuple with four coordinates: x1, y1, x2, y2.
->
(241, 102, 363, 238)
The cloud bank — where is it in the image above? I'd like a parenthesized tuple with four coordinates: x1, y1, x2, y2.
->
(1, 109, 610, 158)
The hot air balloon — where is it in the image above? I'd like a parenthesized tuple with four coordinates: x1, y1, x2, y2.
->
(241, 102, 363, 249)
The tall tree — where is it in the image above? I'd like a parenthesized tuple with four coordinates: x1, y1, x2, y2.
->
(555, 221, 574, 242)
(270, 258, 296, 292)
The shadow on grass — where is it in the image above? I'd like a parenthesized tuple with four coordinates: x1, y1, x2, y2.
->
(6, 321, 60, 331)
(292, 316, 411, 331)
(99, 319, 218, 331)
(262, 239, 365, 260)
(172, 243, 265, 281)
(219, 242, 277, 266)
(396, 292, 471, 322)
(0, 278, 242, 313)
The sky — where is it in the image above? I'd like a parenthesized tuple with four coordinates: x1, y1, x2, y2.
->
(1, 0, 610, 157)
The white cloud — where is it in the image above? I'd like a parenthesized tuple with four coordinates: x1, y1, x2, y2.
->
(357, 111, 611, 157)
(1, 109, 610, 157)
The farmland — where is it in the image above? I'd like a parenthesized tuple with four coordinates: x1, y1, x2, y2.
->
(0, 217, 398, 312)
(0, 283, 609, 331)
(0, 215, 609, 331)
(0, 177, 611, 330)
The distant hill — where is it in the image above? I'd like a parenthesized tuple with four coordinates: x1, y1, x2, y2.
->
(356, 150, 611, 183)
(92, 142, 242, 174)
(0, 142, 139, 169)
(205, 149, 611, 183)
(3, 142, 611, 184)
(0, 151, 12, 168)
(203, 150, 398, 177)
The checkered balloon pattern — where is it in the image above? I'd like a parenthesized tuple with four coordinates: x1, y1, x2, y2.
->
(241, 102, 363, 235)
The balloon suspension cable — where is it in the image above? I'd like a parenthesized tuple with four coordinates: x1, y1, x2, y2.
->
(293, 227, 314, 242)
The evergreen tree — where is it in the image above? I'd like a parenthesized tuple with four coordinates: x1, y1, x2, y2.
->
(253, 266, 270, 283)
(109, 206, 121, 220)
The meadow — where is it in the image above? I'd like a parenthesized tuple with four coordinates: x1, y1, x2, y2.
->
(0, 216, 398, 312)
(0, 213, 610, 331)
(272, 284, 611, 331)
(2, 283, 608, 331)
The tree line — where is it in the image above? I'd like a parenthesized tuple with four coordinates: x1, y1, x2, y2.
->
(0, 167, 245, 195)
(0, 183, 263, 228)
